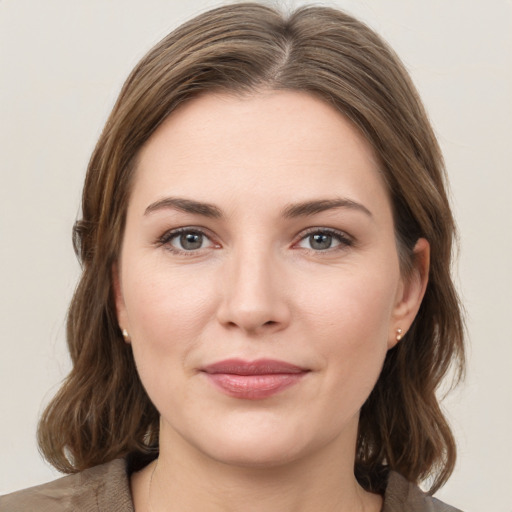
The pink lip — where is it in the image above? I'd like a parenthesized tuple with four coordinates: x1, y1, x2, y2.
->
(201, 359, 309, 400)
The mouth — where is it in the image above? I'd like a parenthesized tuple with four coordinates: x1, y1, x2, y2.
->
(200, 358, 309, 400)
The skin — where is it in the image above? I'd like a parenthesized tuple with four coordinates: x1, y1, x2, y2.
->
(114, 90, 429, 512)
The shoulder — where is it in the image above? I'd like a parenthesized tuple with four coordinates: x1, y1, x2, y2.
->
(383, 471, 463, 512)
(0, 459, 133, 512)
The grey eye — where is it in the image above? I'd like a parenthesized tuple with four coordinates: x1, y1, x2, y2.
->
(296, 229, 350, 252)
(308, 233, 333, 250)
(173, 231, 205, 251)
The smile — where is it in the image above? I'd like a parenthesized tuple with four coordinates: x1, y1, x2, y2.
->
(201, 359, 309, 400)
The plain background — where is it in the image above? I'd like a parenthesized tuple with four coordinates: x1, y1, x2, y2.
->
(1, 0, 511, 510)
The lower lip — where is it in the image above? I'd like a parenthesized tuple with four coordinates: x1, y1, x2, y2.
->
(205, 373, 305, 400)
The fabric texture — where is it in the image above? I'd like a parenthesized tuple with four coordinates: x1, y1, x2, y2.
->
(0, 458, 462, 511)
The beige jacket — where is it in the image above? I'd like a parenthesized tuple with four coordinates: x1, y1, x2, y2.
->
(0, 459, 462, 511)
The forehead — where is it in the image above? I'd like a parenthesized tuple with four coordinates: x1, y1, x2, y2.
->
(140, 90, 377, 164)
(132, 90, 390, 217)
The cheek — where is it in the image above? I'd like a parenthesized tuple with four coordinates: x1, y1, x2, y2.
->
(296, 267, 398, 389)
(121, 259, 218, 380)
(298, 264, 398, 340)
(122, 264, 219, 417)
(124, 258, 213, 331)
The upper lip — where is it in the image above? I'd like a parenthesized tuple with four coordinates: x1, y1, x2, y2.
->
(201, 358, 308, 375)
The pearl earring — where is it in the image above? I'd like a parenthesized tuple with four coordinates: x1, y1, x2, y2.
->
(122, 329, 130, 342)
(396, 328, 403, 341)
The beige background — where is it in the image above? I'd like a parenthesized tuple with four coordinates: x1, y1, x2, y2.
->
(1, 0, 511, 510)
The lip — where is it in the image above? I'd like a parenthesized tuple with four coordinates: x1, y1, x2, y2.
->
(201, 358, 309, 400)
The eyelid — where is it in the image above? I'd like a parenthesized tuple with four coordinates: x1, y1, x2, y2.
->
(156, 225, 353, 255)
(157, 226, 221, 254)
(292, 227, 354, 251)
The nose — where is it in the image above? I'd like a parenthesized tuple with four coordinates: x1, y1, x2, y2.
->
(216, 245, 291, 335)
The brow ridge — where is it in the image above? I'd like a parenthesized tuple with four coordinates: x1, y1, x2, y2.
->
(281, 198, 372, 218)
(144, 196, 371, 219)
(144, 197, 222, 218)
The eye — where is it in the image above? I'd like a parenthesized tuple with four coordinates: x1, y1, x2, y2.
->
(159, 228, 217, 253)
(296, 229, 353, 251)
(173, 231, 206, 250)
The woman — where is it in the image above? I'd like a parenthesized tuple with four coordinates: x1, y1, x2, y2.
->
(1, 3, 464, 511)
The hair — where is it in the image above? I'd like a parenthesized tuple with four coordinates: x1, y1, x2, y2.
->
(37, 2, 465, 494)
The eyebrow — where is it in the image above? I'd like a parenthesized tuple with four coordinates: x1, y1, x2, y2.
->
(281, 198, 372, 218)
(144, 196, 372, 219)
(144, 197, 222, 218)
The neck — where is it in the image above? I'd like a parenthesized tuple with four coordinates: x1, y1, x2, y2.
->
(134, 421, 381, 512)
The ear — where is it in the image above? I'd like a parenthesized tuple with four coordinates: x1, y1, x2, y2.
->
(388, 238, 430, 349)
(112, 263, 130, 342)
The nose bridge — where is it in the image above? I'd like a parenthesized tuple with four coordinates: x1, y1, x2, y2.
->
(217, 236, 289, 333)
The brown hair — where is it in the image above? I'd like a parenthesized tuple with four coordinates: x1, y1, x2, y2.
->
(38, 2, 464, 493)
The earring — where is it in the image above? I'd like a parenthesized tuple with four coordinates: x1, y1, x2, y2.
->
(396, 328, 403, 341)
(122, 328, 130, 342)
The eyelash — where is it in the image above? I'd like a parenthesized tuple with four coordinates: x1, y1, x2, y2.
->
(156, 227, 354, 255)
(293, 228, 354, 253)
(157, 227, 218, 256)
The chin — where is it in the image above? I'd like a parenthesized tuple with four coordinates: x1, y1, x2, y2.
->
(204, 437, 307, 469)
(184, 415, 338, 470)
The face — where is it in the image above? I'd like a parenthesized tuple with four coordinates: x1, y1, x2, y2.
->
(115, 91, 427, 469)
